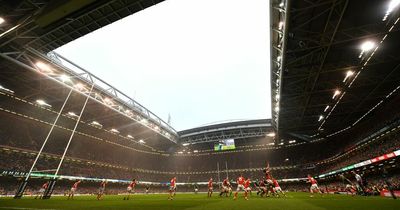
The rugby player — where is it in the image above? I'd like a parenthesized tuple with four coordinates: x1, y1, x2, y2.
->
(68, 180, 81, 200)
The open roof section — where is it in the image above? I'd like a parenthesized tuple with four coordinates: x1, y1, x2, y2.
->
(271, 0, 400, 143)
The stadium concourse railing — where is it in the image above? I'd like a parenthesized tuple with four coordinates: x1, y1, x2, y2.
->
(0, 47, 178, 143)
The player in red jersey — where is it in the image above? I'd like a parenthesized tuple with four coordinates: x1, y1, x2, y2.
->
(68, 180, 81, 200)
(35, 181, 49, 199)
(272, 178, 286, 197)
(124, 178, 136, 200)
(220, 177, 230, 197)
(234, 174, 247, 200)
(307, 175, 322, 197)
(264, 172, 276, 197)
(168, 177, 177, 200)
(244, 178, 251, 198)
(97, 180, 107, 200)
(207, 178, 213, 197)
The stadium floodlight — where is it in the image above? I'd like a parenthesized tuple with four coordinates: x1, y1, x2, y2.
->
(67, 112, 78, 118)
(141, 118, 148, 125)
(103, 98, 114, 106)
(35, 99, 52, 108)
(266, 132, 276, 137)
(89, 121, 102, 128)
(139, 139, 145, 144)
(110, 128, 119, 134)
(0, 84, 14, 94)
(35, 62, 52, 73)
(125, 109, 133, 116)
(343, 70, 354, 82)
(182, 143, 190, 146)
(360, 41, 375, 52)
(278, 21, 284, 30)
(332, 90, 341, 99)
(0, 17, 5, 24)
(359, 41, 375, 58)
(318, 115, 324, 122)
(383, 0, 400, 21)
(74, 83, 87, 92)
(59, 74, 71, 83)
(288, 140, 296, 144)
(324, 105, 330, 112)
(127, 135, 134, 139)
(285, 158, 289, 161)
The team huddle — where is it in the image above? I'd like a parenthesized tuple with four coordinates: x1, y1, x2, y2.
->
(33, 162, 326, 200)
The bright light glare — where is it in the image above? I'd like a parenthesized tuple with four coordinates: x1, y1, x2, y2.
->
(389, 0, 400, 11)
(127, 135, 134, 139)
(0, 17, 5, 24)
(324, 105, 330, 112)
(35, 62, 52, 72)
(60, 74, 71, 83)
(383, 0, 400, 21)
(90, 121, 102, 127)
(279, 2, 284, 7)
(182, 143, 190, 146)
(110, 128, 119, 133)
(278, 21, 284, 30)
(318, 115, 324, 122)
(266, 132, 276, 137)
(360, 41, 375, 52)
(343, 70, 354, 82)
(36, 99, 51, 107)
(288, 140, 296, 144)
(139, 139, 145, 144)
(75, 83, 85, 89)
(0, 84, 14, 94)
(332, 90, 341, 99)
(67, 112, 78, 117)
(193, 150, 199, 153)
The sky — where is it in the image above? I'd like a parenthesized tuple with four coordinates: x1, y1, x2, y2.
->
(55, 0, 271, 131)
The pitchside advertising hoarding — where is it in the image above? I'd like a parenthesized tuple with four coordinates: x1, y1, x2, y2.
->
(319, 149, 400, 178)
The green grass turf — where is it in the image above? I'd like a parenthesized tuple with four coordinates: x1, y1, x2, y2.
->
(0, 193, 399, 210)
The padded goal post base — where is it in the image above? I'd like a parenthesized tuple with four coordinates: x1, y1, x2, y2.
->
(42, 179, 57, 199)
(13, 180, 28, 199)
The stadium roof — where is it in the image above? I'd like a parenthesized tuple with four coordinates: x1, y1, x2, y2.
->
(178, 119, 273, 145)
(0, 0, 182, 151)
(270, 0, 400, 143)
(0, 0, 164, 53)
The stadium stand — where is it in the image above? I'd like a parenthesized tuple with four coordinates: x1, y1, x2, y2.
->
(0, 1, 400, 209)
